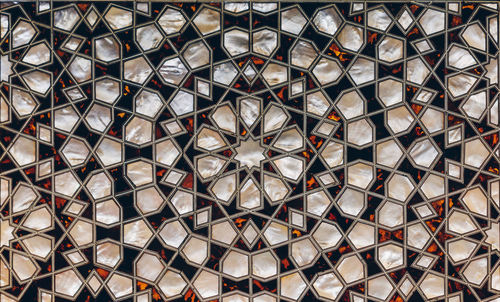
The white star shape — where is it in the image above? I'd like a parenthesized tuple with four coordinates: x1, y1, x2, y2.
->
(234, 138, 266, 169)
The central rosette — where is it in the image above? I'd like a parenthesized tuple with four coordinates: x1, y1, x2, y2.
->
(193, 92, 315, 247)
(234, 137, 265, 169)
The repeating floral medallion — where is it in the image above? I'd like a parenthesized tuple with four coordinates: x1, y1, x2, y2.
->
(0, 1, 500, 301)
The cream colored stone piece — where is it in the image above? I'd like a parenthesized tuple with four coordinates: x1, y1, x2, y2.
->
(157, 270, 187, 298)
(313, 57, 342, 85)
(313, 273, 344, 300)
(224, 29, 249, 56)
(69, 220, 93, 246)
(136, 24, 163, 51)
(387, 105, 414, 134)
(155, 139, 180, 166)
(105, 7, 132, 30)
(86, 104, 111, 132)
(313, 7, 341, 36)
(448, 74, 478, 98)
(22, 235, 52, 258)
(378, 243, 404, 270)
(193, 8, 220, 35)
(291, 40, 318, 69)
(193, 270, 219, 299)
(347, 162, 373, 189)
(349, 58, 375, 85)
(12, 252, 38, 281)
(464, 138, 489, 168)
(239, 178, 261, 209)
(378, 36, 403, 62)
(211, 173, 236, 201)
(462, 187, 488, 216)
(419, 9, 445, 35)
(312, 221, 342, 250)
(169, 190, 194, 214)
(347, 118, 373, 146)
(307, 90, 331, 116)
(22, 207, 52, 231)
(252, 251, 278, 279)
(85, 172, 112, 200)
(55, 172, 80, 197)
(55, 269, 83, 297)
(126, 160, 153, 186)
(462, 23, 486, 50)
(368, 275, 394, 300)
(96, 241, 121, 268)
(281, 8, 307, 35)
(409, 139, 439, 168)
(135, 90, 164, 117)
(263, 221, 288, 245)
(291, 238, 318, 267)
(337, 187, 365, 216)
(96, 138, 122, 166)
(107, 273, 133, 299)
(136, 252, 165, 282)
(367, 8, 391, 31)
(125, 116, 152, 145)
(348, 222, 375, 249)
(306, 190, 332, 216)
(159, 220, 188, 248)
(95, 36, 120, 62)
(124, 56, 152, 84)
(197, 156, 226, 179)
(212, 220, 237, 245)
(407, 223, 430, 249)
(448, 211, 477, 234)
(378, 201, 404, 228)
(222, 250, 249, 278)
(376, 139, 403, 168)
(214, 62, 238, 85)
(337, 255, 365, 283)
(9, 136, 36, 166)
(387, 173, 414, 201)
(212, 105, 236, 133)
(95, 78, 120, 104)
(336, 90, 364, 119)
(280, 272, 307, 300)
(338, 24, 364, 51)
(262, 63, 288, 86)
(378, 79, 403, 107)
(136, 186, 165, 214)
(123, 219, 153, 248)
(419, 273, 444, 299)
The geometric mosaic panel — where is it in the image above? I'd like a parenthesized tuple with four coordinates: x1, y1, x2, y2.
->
(0, 2, 499, 301)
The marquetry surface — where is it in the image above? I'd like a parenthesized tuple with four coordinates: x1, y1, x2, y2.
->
(0, 2, 499, 301)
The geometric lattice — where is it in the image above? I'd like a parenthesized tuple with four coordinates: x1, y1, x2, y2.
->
(0, 2, 499, 301)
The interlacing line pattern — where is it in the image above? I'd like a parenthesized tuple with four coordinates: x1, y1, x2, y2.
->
(0, 1, 499, 301)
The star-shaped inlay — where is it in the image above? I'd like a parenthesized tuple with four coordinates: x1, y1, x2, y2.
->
(234, 138, 266, 169)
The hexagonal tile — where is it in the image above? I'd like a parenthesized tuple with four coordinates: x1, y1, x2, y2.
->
(126, 160, 153, 186)
(291, 238, 319, 267)
(222, 250, 249, 278)
(96, 240, 121, 268)
(224, 28, 249, 56)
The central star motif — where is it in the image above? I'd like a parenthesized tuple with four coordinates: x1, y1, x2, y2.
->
(234, 138, 266, 169)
